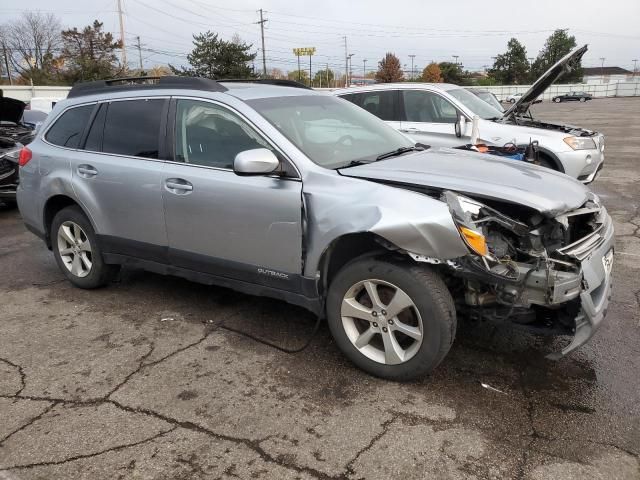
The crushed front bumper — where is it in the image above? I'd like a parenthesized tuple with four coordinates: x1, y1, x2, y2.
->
(547, 212, 615, 359)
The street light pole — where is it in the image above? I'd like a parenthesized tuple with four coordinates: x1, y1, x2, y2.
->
(409, 54, 415, 80)
(633, 59, 638, 77)
(363, 59, 367, 83)
(600, 57, 606, 83)
(452, 55, 459, 65)
(347, 53, 354, 86)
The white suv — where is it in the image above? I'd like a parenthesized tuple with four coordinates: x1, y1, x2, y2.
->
(334, 45, 604, 183)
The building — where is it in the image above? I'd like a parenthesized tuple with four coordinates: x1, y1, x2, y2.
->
(582, 66, 635, 84)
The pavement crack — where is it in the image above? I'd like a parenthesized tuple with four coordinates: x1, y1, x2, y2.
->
(1, 426, 177, 471)
(0, 401, 58, 445)
(343, 415, 397, 478)
(107, 399, 337, 479)
(0, 358, 26, 396)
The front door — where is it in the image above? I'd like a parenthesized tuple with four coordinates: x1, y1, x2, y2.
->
(161, 98, 303, 292)
(399, 90, 470, 147)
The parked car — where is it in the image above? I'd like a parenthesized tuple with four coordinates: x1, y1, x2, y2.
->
(0, 93, 37, 207)
(468, 89, 504, 112)
(18, 76, 614, 380)
(505, 92, 523, 103)
(27, 96, 64, 113)
(334, 45, 604, 183)
(552, 91, 592, 103)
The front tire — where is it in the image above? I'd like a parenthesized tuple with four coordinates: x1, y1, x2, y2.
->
(554, 97, 561, 103)
(579, 97, 586, 102)
(509, 98, 516, 103)
(326, 258, 456, 381)
(51, 206, 118, 289)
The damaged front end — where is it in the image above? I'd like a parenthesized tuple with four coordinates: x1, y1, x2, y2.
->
(436, 190, 614, 358)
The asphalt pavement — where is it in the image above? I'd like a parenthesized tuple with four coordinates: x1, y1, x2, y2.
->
(0, 97, 638, 479)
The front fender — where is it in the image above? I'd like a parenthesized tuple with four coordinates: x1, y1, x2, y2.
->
(302, 174, 468, 277)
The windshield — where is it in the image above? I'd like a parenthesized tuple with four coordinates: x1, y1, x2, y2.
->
(247, 95, 414, 169)
(448, 88, 503, 120)
(475, 91, 504, 112)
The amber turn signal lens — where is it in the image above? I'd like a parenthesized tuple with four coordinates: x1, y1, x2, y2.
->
(459, 226, 488, 257)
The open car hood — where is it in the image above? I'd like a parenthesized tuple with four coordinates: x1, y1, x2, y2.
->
(339, 148, 589, 216)
(0, 94, 26, 124)
(501, 45, 588, 119)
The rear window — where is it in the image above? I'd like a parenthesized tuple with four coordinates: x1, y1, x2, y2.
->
(102, 99, 164, 158)
(45, 105, 94, 148)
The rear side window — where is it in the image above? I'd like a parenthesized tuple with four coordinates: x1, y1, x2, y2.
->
(342, 91, 398, 121)
(45, 105, 94, 148)
(102, 99, 164, 158)
(84, 103, 107, 152)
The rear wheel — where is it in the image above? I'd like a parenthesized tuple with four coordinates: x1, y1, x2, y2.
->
(579, 97, 586, 102)
(51, 206, 118, 289)
(326, 258, 456, 381)
(509, 98, 516, 103)
(554, 97, 562, 103)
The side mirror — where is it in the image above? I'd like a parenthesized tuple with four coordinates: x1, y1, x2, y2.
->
(233, 148, 280, 176)
(454, 115, 466, 138)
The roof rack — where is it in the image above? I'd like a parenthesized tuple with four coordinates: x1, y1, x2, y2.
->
(219, 79, 312, 90)
(67, 76, 228, 98)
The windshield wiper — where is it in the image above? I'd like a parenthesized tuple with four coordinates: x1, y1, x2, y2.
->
(375, 145, 424, 161)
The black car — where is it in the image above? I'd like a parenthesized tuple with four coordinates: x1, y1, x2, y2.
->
(0, 93, 37, 207)
(552, 91, 593, 103)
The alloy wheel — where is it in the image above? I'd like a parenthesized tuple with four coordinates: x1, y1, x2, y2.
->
(57, 221, 93, 278)
(340, 279, 423, 365)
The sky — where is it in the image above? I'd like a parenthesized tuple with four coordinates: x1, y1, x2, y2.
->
(2, 0, 639, 76)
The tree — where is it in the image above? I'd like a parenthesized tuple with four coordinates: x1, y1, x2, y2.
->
(488, 38, 530, 85)
(170, 31, 256, 79)
(375, 53, 403, 83)
(268, 67, 285, 79)
(1, 12, 61, 84)
(60, 21, 122, 83)
(313, 68, 334, 87)
(421, 62, 443, 82)
(148, 65, 171, 77)
(287, 69, 309, 85)
(438, 62, 465, 84)
(531, 29, 582, 83)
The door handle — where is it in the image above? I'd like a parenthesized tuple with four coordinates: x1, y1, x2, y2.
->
(77, 164, 98, 178)
(401, 127, 420, 133)
(164, 178, 193, 194)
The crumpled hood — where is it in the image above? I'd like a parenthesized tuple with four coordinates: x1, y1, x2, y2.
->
(0, 95, 26, 124)
(339, 148, 589, 215)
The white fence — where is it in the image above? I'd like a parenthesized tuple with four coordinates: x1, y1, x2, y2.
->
(466, 81, 640, 101)
(2, 81, 640, 103)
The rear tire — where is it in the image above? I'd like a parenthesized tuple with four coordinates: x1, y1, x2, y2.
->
(509, 98, 516, 103)
(579, 97, 586, 102)
(51, 206, 118, 289)
(326, 258, 456, 381)
(554, 97, 561, 103)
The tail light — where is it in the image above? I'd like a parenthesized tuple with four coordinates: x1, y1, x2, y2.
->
(18, 146, 32, 167)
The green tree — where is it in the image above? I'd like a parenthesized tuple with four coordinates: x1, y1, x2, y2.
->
(488, 38, 530, 85)
(531, 29, 582, 83)
(421, 62, 443, 82)
(313, 68, 334, 87)
(60, 20, 122, 83)
(170, 31, 256, 79)
(375, 53, 404, 83)
(438, 62, 465, 84)
(287, 69, 309, 85)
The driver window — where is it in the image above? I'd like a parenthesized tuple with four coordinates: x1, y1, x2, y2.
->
(402, 90, 458, 124)
(175, 99, 271, 169)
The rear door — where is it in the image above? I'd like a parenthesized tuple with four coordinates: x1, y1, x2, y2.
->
(161, 98, 303, 292)
(69, 98, 169, 262)
(399, 90, 469, 147)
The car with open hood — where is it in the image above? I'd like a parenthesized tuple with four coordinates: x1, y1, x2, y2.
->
(17, 76, 614, 380)
(0, 93, 37, 206)
(334, 45, 604, 184)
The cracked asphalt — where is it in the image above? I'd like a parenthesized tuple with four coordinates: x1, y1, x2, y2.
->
(1, 98, 639, 479)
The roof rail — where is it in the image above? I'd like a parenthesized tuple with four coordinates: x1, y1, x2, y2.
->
(67, 76, 228, 98)
(219, 79, 312, 90)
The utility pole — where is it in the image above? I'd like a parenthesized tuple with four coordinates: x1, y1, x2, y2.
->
(363, 59, 367, 83)
(409, 54, 415, 80)
(326, 63, 329, 88)
(633, 59, 638, 77)
(2, 43, 12, 85)
(136, 36, 143, 71)
(343, 36, 348, 87)
(117, 0, 127, 71)
(348, 53, 354, 86)
(257, 9, 267, 76)
(600, 57, 605, 83)
(452, 55, 459, 65)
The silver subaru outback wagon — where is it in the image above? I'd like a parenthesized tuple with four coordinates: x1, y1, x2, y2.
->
(17, 77, 614, 381)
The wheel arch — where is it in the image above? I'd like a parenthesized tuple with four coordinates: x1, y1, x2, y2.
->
(43, 195, 95, 249)
(517, 145, 564, 173)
